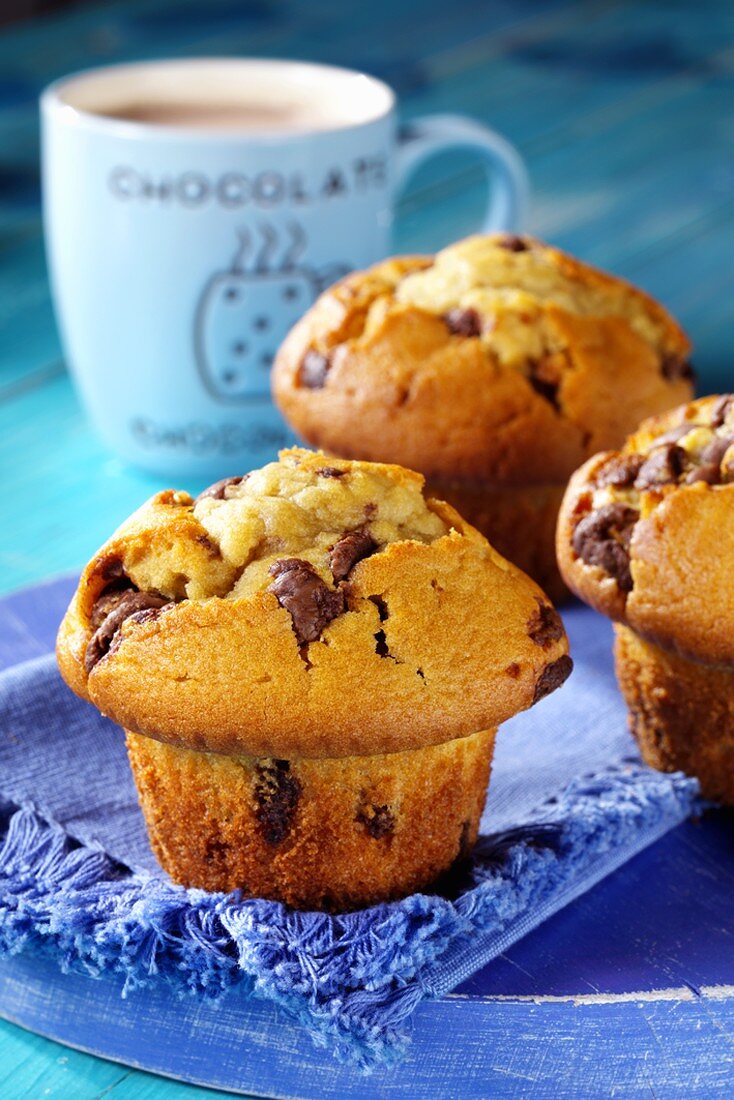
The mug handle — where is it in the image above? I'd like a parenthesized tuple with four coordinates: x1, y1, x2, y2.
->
(395, 113, 529, 234)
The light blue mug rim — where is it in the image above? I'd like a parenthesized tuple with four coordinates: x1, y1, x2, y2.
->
(40, 56, 397, 145)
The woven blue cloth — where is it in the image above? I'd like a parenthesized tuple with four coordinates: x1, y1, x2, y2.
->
(0, 605, 700, 1067)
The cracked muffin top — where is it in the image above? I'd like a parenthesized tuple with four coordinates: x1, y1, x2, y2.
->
(57, 448, 571, 759)
(557, 395, 734, 666)
(272, 234, 692, 486)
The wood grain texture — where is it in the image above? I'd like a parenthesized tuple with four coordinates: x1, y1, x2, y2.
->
(1, 0, 734, 1095)
(2, 948, 734, 1099)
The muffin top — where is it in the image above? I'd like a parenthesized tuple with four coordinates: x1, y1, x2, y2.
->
(557, 395, 734, 666)
(272, 234, 692, 486)
(57, 448, 571, 759)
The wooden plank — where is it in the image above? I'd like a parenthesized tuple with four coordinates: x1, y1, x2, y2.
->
(2, 952, 733, 1099)
(0, 1019, 134, 1100)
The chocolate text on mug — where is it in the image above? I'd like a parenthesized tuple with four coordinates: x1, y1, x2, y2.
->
(108, 158, 387, 207)
(194, 224, 348, 403)
(130, 418, 291, 456)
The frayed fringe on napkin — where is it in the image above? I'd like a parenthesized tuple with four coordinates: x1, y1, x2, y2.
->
(0, 763, 698, 1069)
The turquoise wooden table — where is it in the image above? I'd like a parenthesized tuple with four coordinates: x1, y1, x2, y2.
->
(1, 0, 734, 1096)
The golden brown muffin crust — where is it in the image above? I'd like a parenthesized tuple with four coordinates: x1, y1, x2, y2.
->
(126, 727, 495, 910)
(273, 234, 692, 486)
(57, 448, 571, 759)
(615, 624, 734, 805)
(557, 395, 734, 666)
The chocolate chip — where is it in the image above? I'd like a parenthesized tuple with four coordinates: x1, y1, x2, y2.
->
(126, 606, 166, 627)
(572, 503, 640, 592)
(653, 424, 693, 446)
(505, 662, 520, 678)
(528, 372, 560, 410)
(444, 308, 482, 337)
(298, 349, 331, 389)
(356, 803, 395, 839)
(660, 354, 695, 383)
(85, 590, 170, 672)
(498, 234, 529, 252)
(532, 654, 573, 705)
(374, 629, 390, 658)
(269, 558, 345, 645)
(634, 444, 686, 490)
(317, 466, 346, 478)
(595, 453, 646, 489)
(685, 435, 734, 485)
(685, 463, 718, 486)
(527, 598, 564, 648)
(329, 530, 377, 582)
(711, 396, 733, 428)
(89, 585, 134, 630)
(195, 476, 245, 504)
(254, 759, 301, 846)
(92, 556, 127, 585)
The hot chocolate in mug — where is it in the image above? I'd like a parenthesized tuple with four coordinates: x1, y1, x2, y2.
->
(41, 58, 528, 477)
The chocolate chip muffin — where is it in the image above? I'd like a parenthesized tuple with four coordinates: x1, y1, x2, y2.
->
(557, 395, 734, 803)
(57, 448, 571, 910)
(272, 233, 692, 603)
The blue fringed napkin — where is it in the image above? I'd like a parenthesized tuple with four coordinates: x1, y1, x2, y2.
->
(0, 603, 700, 1067)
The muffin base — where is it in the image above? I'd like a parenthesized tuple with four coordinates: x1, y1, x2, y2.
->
(615, 624, 734, 804)
(126, 727, 495, 911)
(425, 478, 568, 604)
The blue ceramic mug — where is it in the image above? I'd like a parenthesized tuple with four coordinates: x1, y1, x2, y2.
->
(41, 58, 528, 477)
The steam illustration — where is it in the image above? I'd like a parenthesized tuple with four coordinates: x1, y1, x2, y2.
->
(194, 222, 349, 403)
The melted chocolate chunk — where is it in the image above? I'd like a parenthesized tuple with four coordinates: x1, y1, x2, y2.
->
(329, 530, 377, 582)
(528, 371, 560, 410)
(89, 585, 134, 630)
(85, 590, 170, 672)
(685, 434, 734, 485)
(498, 234, 529, 252)
(298, 349, 331, 389)
(254, 759, 301, 846)
(444, 307, 482, 337)
(195, 475, 245, 503)
(93, 556, 128, 585)
(685, 463, 718, 486)
(711, 395, 734, 428)
(661, 354, 695, 384)
(634, 443, 686, 490)
(653, 424, 694, 446)
(356, 803, 395, 840)
(126, 606, 167, 628)
(317, 466, 346, 478)
(269, 558, 345, 645)
(572, 503, 640, 592)
(532, 654, 573, 705)
(527, 598, 564, 648)
(595, 453, 645, 489)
